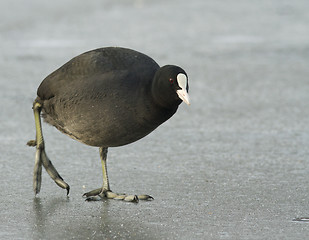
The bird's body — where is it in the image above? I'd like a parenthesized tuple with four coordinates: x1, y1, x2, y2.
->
(28, 47, 190, 202)
(37, 47, 179, 147)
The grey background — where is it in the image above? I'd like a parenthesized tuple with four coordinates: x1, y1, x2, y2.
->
(1, 0, 308, 239)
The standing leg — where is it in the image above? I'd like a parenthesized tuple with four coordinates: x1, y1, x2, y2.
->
(83, 147, 115, 199)
(100, 147, 110, 192)
(83, 147, 153, 202)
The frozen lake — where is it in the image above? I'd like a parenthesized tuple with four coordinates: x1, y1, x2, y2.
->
(1, 0, 309, 239)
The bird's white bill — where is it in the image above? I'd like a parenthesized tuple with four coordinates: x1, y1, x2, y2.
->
(177, 89, 190, 105)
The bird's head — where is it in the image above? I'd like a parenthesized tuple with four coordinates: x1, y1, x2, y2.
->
(152, 65, 190, 108)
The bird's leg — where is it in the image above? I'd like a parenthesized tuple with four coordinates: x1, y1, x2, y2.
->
(83, 147, 153, 202)
(100, 147, 110, 191)
(28, 101, 70, 195)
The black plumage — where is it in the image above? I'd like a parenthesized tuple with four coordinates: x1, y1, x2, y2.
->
(29, 47, 190, 202)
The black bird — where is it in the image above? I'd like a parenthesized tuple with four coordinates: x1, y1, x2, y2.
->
(28, 47, 190, 202)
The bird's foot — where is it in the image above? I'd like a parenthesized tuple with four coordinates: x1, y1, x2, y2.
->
(83, 188, 153, 203)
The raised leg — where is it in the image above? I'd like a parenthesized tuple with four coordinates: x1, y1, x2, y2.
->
(83, 147, 153, 202)
(28, 101, 70, 195)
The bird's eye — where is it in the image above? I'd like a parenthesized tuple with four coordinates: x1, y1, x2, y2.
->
(169, 78, 174, 85)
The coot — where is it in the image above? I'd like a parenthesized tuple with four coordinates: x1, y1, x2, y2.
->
(28, 47, 190, 202)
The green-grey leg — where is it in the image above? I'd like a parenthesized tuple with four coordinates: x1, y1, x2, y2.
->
(100, 147, 110, 191)
(29, 101, 70, 195)
(83, 147, 153, 202)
